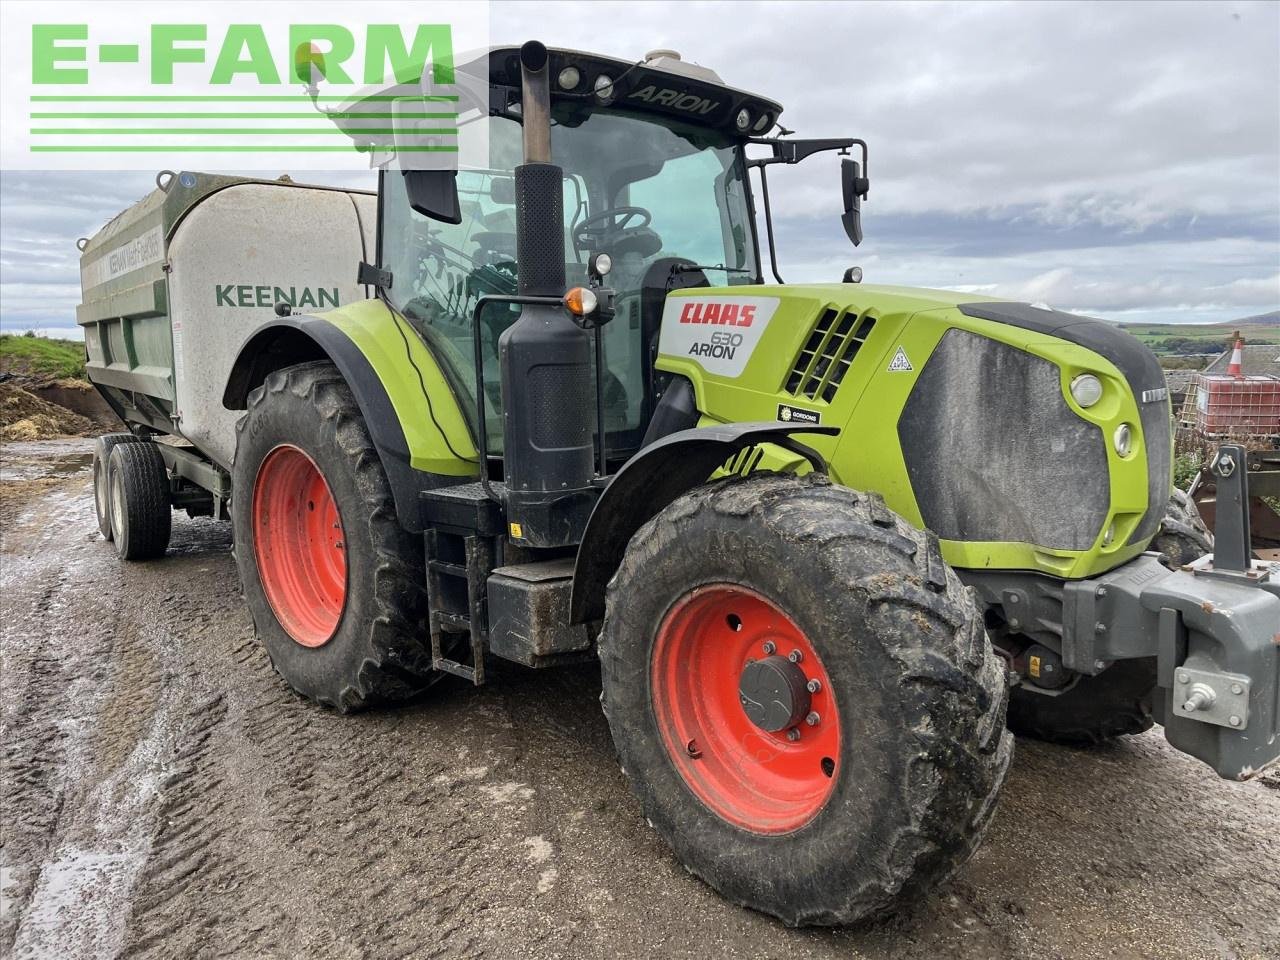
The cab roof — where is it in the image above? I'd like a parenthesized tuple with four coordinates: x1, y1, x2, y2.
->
(334, 45, 784, 142)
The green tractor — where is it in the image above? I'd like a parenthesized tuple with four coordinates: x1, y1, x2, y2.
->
(89, 43, 1278, 925)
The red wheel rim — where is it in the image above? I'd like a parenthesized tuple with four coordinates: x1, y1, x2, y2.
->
(252, 444, 347, 647)
(652, 585, 840, 834)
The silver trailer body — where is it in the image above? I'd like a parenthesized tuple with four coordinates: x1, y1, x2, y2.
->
(78, 171, 375, 468)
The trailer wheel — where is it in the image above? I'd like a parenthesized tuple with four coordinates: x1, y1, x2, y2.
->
(599, 473, 1012, 926)
(231, 361, 436, 711)
(1007, 493, 1210, 747)
(107, 441, 172, 560)
(93, 433, 145, 540)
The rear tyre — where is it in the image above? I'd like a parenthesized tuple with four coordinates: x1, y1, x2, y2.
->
(1007, 492, 1211, 747)
(599, 473, 1012, 926)
(230, 361, 436, 711)
(107, 441, 172, 560)
(93, 432, 144, 540)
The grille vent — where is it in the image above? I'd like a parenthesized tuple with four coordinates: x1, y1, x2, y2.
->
(785, 308, 876, 402)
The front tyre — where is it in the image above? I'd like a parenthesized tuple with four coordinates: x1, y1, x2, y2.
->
(599, 473, 1012, 926)
(1152, 488, 1213, 570)
(231, 362, 435, 711)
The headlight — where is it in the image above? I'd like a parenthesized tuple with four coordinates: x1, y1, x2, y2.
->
(1070, 373, 1103, 408)
(735, 108, 751, 132)
(593, 75, 615, 103)
(1113, 423, 1133, 457)
(558, 66, 581, 90)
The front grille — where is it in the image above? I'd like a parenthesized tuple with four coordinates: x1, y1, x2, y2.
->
(786, 308, 876, 402)
(898, 329, 1110, 551)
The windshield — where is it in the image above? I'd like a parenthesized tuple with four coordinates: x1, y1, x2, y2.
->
(380, 107, 758, 455)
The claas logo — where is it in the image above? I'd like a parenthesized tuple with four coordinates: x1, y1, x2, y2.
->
(678, 301, 756, 327)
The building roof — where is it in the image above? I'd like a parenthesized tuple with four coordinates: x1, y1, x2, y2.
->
(1163, 369, 1199, 391)
(1202, 343, 1280, 377)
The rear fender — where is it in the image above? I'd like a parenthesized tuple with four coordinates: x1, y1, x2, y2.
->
(222, 309, 475, 532)
(569, 422, 838, 624)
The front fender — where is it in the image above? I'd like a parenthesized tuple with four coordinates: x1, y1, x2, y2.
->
(569, 422, 838, 624)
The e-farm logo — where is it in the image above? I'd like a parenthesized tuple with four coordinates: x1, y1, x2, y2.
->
(2, 2, 490, 171)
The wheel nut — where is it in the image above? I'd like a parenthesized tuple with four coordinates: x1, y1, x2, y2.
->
(1177, 673, 1190, 684)
(1229, 716, 1241, 727)
(762, 641, 776, 655)
(788, 650, 803, 663)
(806, 679, 822, 694)
(1230, 683, 1243, 696)
(805, 711, 820, 727)
(786, 728, 800, 742)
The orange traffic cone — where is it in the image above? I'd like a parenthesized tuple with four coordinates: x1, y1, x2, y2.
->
(1226, 337, 1244, 378)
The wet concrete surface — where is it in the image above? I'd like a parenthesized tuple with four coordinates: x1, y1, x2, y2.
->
(1, 439, 1277, 960)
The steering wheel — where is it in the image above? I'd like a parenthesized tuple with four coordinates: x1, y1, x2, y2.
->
(572, 206, 653, 255)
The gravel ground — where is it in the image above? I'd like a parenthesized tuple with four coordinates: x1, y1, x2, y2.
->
(2, 439, 1277, 960)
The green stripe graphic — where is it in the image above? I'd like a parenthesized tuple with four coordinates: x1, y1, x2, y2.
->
(30, 145, 460, 152)
(30, 95, 459, 102)
(30, 112, 458, 119)
(31, 128, 457, 136)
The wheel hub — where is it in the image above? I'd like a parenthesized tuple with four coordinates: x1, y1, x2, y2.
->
(651, 585, 840, 834)
(252, 444, 347, 648)
(739, 655, 811, 732)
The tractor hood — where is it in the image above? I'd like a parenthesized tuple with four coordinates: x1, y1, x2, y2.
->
(654, 284, 1172, 580)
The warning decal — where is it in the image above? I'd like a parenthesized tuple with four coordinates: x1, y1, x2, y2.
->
(887, 346, 914, 372)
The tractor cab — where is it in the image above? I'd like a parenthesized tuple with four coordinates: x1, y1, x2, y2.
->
(344, 46, 860, 467)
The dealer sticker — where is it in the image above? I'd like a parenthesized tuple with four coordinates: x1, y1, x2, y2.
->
(777, 403, 821, 425)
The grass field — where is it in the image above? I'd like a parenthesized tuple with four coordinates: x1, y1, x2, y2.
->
(0, 334, 86, 379)
(1117, 313, 1280, 352)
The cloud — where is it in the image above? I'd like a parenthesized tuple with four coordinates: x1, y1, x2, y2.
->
(988, 268, 1280, 314)
(1, 1, 1277, 334)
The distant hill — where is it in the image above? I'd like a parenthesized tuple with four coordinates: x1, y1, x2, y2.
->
(1116, 312, 1280, 353)
(1231, 310, 1280, 327)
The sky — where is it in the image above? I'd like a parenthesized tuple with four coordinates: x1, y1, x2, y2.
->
(1, 0, 1277, 337)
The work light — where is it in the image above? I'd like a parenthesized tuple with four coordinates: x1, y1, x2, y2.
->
(1114, 423, 1133, 457)
(1070, 373, 1103, 408)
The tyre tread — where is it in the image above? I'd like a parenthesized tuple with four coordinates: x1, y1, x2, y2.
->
(108, 441, 171, 560)
(599, 472, 1013, 926)
(235, 361, 435, 712)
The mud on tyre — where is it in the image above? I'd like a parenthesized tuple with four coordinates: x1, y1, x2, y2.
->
(231, 361, 436, 711)
(598, 472, 1012, 926)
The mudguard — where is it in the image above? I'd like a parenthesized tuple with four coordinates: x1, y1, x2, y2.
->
(569, 421, 838, 624)
(222, 312, 473, 532)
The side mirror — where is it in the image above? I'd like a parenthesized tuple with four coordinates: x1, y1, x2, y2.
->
(841, 158, 870, 247)
(403, 170, 462, 225)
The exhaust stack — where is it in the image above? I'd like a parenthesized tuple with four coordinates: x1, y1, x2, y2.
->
(497, 41, 597, 547)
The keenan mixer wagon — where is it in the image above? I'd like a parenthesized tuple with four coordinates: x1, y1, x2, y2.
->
(78, 43, 1279, 926)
